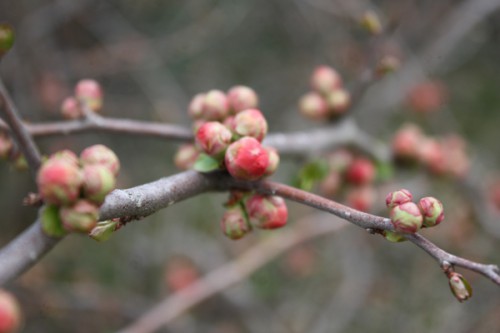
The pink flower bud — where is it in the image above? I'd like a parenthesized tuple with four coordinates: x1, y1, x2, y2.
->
(385, 189, 413, 208)
(390, 202, 423, 233)
(195, 121, 232, 156)
(60, 97, 82, 119)
(75, 79, 103, 112)
(221, 205, 251, 240)
(80, 144, 120, 176)
(392, 124, 423, 161)
(407, 81, 447, 114)
(191, 119, 206, 134)
(319, 171, 341, 197)
(202, 90, 229, 120)
(448, 272, 472, 302)
(82, 165, 116, 204)
(225, 137, 269, 181)
(311, 66, 342, 94)
(37, 158, 83, 205)
(0, 133, 12, 160)
(227, 85, 259, 113)
(359, 11, 383, 35)
(345, 158, 376, 185)
(345, 186, 375, 212)
(0, 289, 21, 333)
(174, 144, 200, 170)
(222, 116, 236, 134)
(188, 93, 205, 119)
(246, 194, 288, 229)
(326, 89, 351, 115)
(49, 149, 79, 166)
(263, 147, 280, 176)
(60, 200, 99, 233)
(419, 138, 446, 175)
(164, 256, 200, 291)
(418, 197, 444, 227)
(233, 109, 268, 142)
(298, 92, 329, 120)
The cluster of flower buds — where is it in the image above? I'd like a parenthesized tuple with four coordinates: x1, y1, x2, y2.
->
(384, 189, 444, 240)
(298, 66, 351, 121)
(60, 79, 103, 119)
(392, 123, 469, 178)
(37, 145, 119, 237)
(406, 80, 447, 114)
(220, 191, 288, 240)
(0, 289, 21, 333)
(318, 149, 377, 212)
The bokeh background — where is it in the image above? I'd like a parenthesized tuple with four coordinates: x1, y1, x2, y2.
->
(2, 0, 500, 332)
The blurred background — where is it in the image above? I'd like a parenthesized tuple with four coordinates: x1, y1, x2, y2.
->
(2, 0, 500, 332)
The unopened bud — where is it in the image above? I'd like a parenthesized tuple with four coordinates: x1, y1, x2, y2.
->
(392, 124, 423, 161)
(376, 55, 400, 77)
(0, 289, 21, 333)
(49, 149, 79, 166)
(82, 165, 116, 204)
(75, 79, 103, 112)
(382, 230, 407, 243)
(448, 272, 472, 302)
(60, 97, 82, 119)
(80, 144, 120, 176)
(202, 90, 229, 120)
(326, 89, 351, 115)
(246, 194, 288, 229)
(345, 186, 375, 212)
(37, 158, 83, 205)
(0, 24, 14, 58)
(233, 109, 268, 142)
(345, 158, 376, 185)
(359, 11, 383, 35)
(60, 200, 99, 233)
(311, 66, 342, 94)
(174, 144, 199, 170)
(407, 81, 447, 114)
(418, 197, 444, 227)
(298, 92, 329, 120)
(385, 189, 413, 208)
(327, 149, 353, 172)
(225, 137, 269, 181)
(188, 93, 205, 119)
(89, 220, 118, 242)
(195, 121, 232, 156)
(227, 85, 259, 113)
(389, 202, 423, 233)
(419, 139, 446, 175)
(221, 205, 251, 240)
(263, 147, 280, 176)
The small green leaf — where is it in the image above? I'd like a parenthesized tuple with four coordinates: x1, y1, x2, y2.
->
(295, 160, 329, 190)
(40, 205, 67, 238)
(193, 153, 221, 173)
(89, 220, 118, 242)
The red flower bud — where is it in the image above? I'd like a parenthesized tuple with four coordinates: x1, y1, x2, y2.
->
(164, 256, 199, 292)
(345, 158, 376, 185)
(195, 121, 232, 156)
(263, 147, 280, 176)
(299, 92, 329, 120)
(233, 109, 268, 142)
(82, 165, 116, 204)
(49, 149, 79, 166)
(0, 289, 21, 333)
(345, 186, 375, 212)
(326, 89, 351, 115)
(37, 158, 83, 205)
(60, 200, 99, 233)
(311, 66, 342, 94)
(60, 97, 82, 119)
(80, 144, 120, 176)
(202, 90, 229, 120)
(0, 133, 12, 160)
(174, 144, 200, 170)
(225, 137, 269, 181)
(246, 194, 288, 229)
(385, 189, 413, 208)
(227, 85, 259, 113)
(392, 124, 423, 161)
(220, 205, 251, 240)
(188, 93, 205, 119)
(448, 272, 472, 302)
(75, 79, 103, 112)
(389, 202, 423, 233)
(418, 197, 444, 227)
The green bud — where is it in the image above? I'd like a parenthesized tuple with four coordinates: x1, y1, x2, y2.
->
(382, 230, 407, 243)
(89, 220, 118, 242)
(40, 205, 67, 238)
(0, 24, 14, 58)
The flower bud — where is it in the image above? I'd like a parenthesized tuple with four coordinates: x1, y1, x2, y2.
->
(0, 133, 12, 160)
(82, 165, 116, 204)
(419, 138, 446, 175)
(385, 189, 413, 208)
(40, 205, 66, 238)
(246, 194, 288, 229)
(191, 119, 206, 134)
(389, 202, 423, 233)
(327, 149, 353, 172)
(263, 147, 279, 176)
(0, 24, 14, 58)
(80, 144, 120, 176)
(233, 109, 268, 142)
(164, 256, 199, 291)
(188, 93, 205, 119)
(392, 124, 423, 161)
(345, 158, 376, 185)
(418, 197, 444, 227)
(202, 90, 229, 120)
(49, 149, 79, 166)
(225, 137, 269, 181)
(376, 55, 400, 77)
(382, 230, 407, 243)
(311, 66, 342, 94)
(221, 205, 251, 240)
(448, 272, 472, 302)
(60, 200, 99, 233)
(195, 121, 232, 156)
(60, 97, 82, 119)
(407, 81, 447, 114)
(0, 289, 21, 333)
(326, 89, 351, 115)
(345, 186, 375, 212)
(174, 144, 199, 170)
(359, 11, 383, 35)
(37, 158, 83, 205)
(319, 171, 341, 197)
(75, 79, 103, 112)
(227, 85, 259, 113)
(89, 220, 118, 242)
(298, 92, 329, 120)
